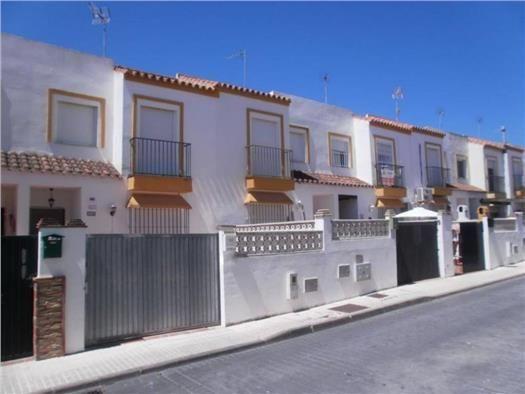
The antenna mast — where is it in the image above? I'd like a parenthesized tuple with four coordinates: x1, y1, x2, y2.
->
(476, 116, 483, 137)
(392, 86, 404, 120)
(89, 2, 111, 57)
(436, 108, 445, 129)
(322, 73, 329, 104)
(500, 126, 507, 144)
(227, 49, 247, 87)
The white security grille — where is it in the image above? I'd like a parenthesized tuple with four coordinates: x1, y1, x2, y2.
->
(304, 278, 319, 293)
(338, 264, 351, 278)
(129, 208, 189, 234)
(247, 203, 293, 224)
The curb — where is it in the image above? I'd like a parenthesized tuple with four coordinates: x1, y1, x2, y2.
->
(48, 272, 524, 393)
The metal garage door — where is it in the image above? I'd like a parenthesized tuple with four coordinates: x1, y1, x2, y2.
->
(85, 234, 220, 347)
(396, 221, 440, 285)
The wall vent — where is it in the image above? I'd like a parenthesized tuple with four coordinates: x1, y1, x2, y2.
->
(338, 264, 351, 279)
(304, 278, 318, 293)
(355, 262, 372, 282)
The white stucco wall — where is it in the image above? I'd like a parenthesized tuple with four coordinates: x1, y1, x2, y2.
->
(1, 34, 117, 163)
(122, 80, 291, 232)
(467, 143, 486, 190)
(221, 218, 397, 325)
(38, 226, 88, 354)
(292, 183, 376, 220)
(1, 170, 128, 235)
(484, 214, 525, 269)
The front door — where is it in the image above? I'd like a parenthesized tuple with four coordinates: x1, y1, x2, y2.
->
(29, 208, 65, 235)
(1, 235, 38, 361)
(396, 221, 440, 285)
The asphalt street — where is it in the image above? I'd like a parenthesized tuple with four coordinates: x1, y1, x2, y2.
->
(82, 276, 525, 394)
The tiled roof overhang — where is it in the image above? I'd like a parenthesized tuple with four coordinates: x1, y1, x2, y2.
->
(293, 170, 372, 188)
(1, 151, 122, 179)
(116, 66, 291, 105)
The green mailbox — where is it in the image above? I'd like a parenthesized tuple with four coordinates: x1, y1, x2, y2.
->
(42, 234, 65, 259)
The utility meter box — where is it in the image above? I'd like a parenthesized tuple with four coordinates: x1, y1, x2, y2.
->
(42, 234, 64, 259)
(286, 272, 298, 300)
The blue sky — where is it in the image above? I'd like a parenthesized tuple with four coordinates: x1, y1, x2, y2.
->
(2, 1, 524, 145)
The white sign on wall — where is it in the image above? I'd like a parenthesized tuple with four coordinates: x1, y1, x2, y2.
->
(87, 197, 97, 217)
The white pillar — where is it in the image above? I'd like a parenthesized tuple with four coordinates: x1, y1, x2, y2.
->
(481, 216, 492, 270)
(16, 183, 30, 235)
(38, 223, 88, 354)
(503, 151, 513, 216)
(314, 209, 332, 251)
(437, 211, 454, 277)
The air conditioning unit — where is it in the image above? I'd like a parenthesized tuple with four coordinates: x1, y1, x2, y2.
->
(415, 187, 433, 202)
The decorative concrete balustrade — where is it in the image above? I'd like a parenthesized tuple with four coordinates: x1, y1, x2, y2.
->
(332, 219, 390, 240)
(493, 218, 517, 232)
(234, 220, 322, 256)
(235, 220, 315, 233)
(235, 230, 323, 256)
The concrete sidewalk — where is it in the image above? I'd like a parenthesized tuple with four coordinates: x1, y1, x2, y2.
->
(2, 262, 525, 394)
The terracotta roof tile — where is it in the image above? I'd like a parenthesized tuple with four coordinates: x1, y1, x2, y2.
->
(366, 115, 413, 134)
(467, 137, 524, 153)
(116, 66, 290, 104)
(293, 170, 372, 188)
(366, 115, 445, 138)
(447, 182, 486, 193)
(1, 151, 121, 179)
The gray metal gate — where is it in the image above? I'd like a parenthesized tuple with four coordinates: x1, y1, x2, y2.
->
(85, 234, 220, 347)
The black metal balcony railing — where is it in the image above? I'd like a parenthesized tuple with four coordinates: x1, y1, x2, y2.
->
(513, 174, 524, 191)
(426, 166, 450, 188)
(247, 145, 292, 178)
(130, 137, 191, 177)
(487, 174, 505, 193)
(375, 163, 405, 187)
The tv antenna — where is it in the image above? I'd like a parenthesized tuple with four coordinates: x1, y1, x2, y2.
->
(392, 86, 404, 120)
(500, 126, 507, 144)
(436, 107, 445, 129)
(476, 116, 483, 137)
(322, 73, 329, 104)
(88, 2, 111, 57)
(227, 49, 247, 87)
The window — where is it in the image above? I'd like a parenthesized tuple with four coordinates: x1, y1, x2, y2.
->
(375, 137, 395, 165)
(456, 156, 468, 180)
(329, 133, 352, 168)
(247, 109, 285, 177)
(129, 208, 189, 234)
(48, 89, 105, 147)
(134, 96, 182, 141)
(247, 203, 293, 224)
(290, 125, 309, 163)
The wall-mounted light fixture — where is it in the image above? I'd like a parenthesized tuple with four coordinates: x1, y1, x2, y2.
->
(48, 188, 55, 208)
(109, 204, 117, 217)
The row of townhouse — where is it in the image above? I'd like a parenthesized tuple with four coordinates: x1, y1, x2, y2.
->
(2, 33, 525, 236)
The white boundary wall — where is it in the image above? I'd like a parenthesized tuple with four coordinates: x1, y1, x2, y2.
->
(37, 225, 88, 354)
(483, 213, 525, 269)
(219, 214, 397, 325)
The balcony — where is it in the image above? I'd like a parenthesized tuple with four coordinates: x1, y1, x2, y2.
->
(246, 145, 294, 192)
(426, 166, 451, 196)
(374, 163, 406, 198)
(487, 174, 505, 197)
(513, 174, 525, 197)
(128, 137, 192, 194)
(330, 149, 349, 168)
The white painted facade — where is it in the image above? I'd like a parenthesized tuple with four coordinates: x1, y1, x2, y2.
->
(220, 215, 398, 325)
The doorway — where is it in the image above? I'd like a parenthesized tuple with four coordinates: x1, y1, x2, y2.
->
(29, 208, 65, 235)
(458, 222, 485, 273)
(338, 195, 358, 219)
(396, 221, 440, 285)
